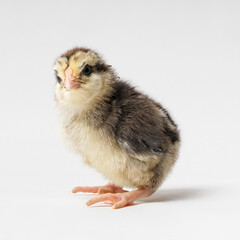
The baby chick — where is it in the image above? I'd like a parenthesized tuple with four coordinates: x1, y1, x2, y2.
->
(54, 47, 180, 209)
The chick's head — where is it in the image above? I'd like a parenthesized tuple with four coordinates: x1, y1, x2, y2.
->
(54, 48, 113, 105)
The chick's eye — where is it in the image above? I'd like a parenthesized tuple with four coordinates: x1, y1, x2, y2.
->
(82, 64, 92, 76)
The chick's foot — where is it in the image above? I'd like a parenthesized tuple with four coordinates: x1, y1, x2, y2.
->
(72, 183, 127, 194)
(86, 188, 154, 209)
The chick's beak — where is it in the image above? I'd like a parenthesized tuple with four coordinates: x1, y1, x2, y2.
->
(64, 67, 81, 90)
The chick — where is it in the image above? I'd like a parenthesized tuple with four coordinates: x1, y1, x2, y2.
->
(54, 47, 180, 209)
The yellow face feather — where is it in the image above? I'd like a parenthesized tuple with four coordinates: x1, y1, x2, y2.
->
(54, 50, 113, 107)
(54, 51, 101, 83)
(67, 51, 100, 78)
(53, 56, 68, 81)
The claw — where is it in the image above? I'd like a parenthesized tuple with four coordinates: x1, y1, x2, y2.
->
(86, 188, 154, 209)
(86, 193, 129, 209)
(73, 185, 154, 208)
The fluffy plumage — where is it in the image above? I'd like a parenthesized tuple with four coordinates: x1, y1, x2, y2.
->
(54, 47, 180, 207)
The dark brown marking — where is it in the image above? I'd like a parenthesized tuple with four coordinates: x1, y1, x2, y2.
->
(62, 47, 90, 59)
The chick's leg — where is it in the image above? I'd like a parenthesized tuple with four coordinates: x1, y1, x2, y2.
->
(86, 188, 154, 209)
(72, 183, 127, 194)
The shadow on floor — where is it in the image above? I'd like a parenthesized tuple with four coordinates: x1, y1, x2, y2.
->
(137, 187, 214, 203)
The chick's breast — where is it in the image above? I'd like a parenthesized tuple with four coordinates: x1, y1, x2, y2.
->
(61, 117, 136, 188)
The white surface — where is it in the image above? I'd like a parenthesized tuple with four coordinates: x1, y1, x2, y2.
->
(1, 0, 240, 239)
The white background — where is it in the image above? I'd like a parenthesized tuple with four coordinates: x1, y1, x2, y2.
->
(1, 0, 240, 239)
